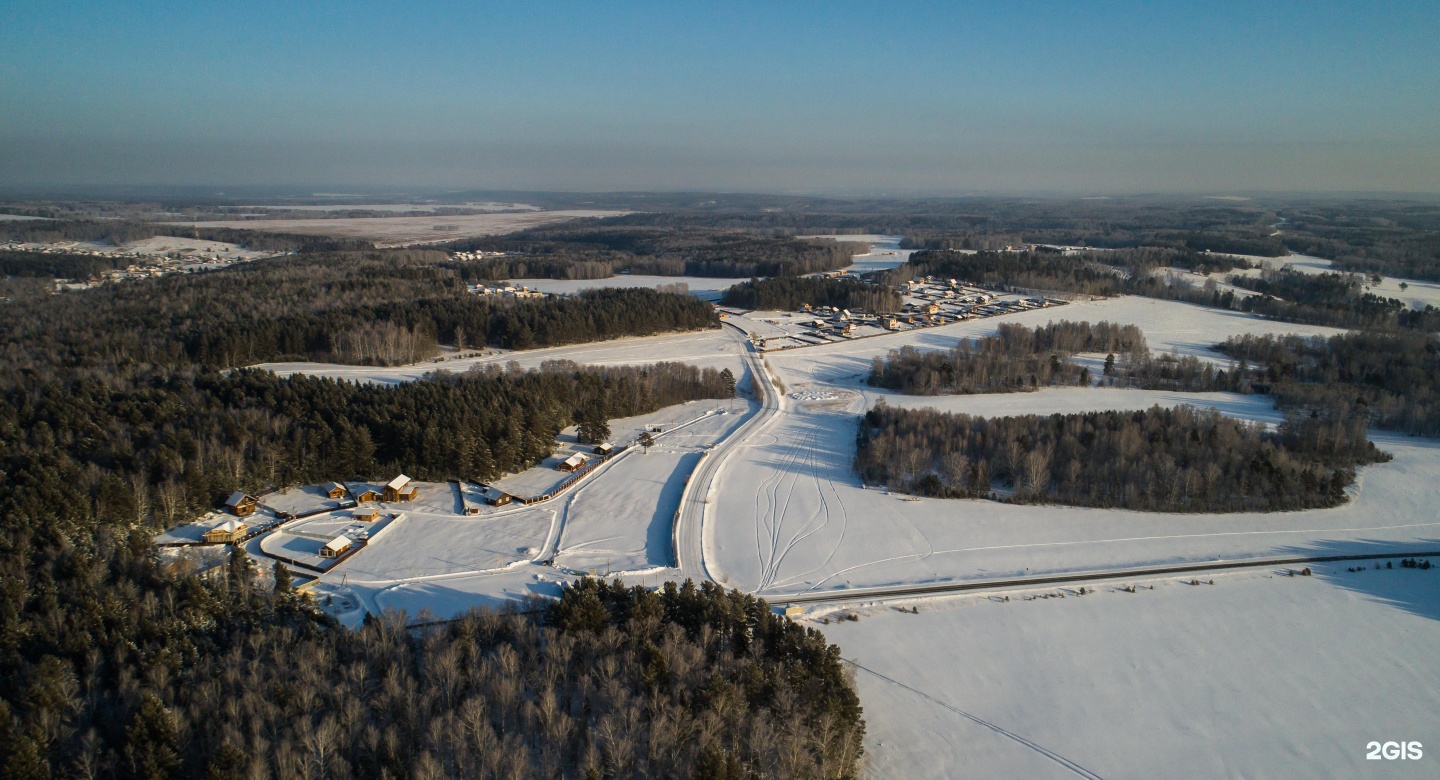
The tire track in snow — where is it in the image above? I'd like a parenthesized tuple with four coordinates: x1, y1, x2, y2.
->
(846, 659, 1106, 780)
(799, 519, 1440, 592)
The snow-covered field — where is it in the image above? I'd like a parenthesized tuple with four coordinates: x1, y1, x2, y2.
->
(260, 326, 746, 385)
(553, 397, 751, 573)
(796, 233, 915, 275)
(705, 383, 1440, 595)
(169, 210, 626, 247)
(767, 294, 1346, 388)
(822, 565, 1440, 778)
(237, 268, 1440, 774)
(507, 275, 742, 302)
(235, 201, 538, 213)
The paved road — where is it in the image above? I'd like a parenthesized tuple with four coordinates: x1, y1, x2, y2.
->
(673, 325, 782, 582)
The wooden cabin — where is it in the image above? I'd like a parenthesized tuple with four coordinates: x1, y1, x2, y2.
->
(558, 453, 587, 472)
(352, 507, 380, 522)
(592, 442, 615, 456)
(482, 487, 512, 506)
(354, 487, 380, 503)
(382, 475, 419, 502)
(224, 491, 257, 517)
(203, 518, 248, 544)
(320, 536, 352, 558)
(325, 482, 347, 500)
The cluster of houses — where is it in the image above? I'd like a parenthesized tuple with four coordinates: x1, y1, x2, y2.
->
(448, 249, 510, 261)
(469, 283, 546, 298)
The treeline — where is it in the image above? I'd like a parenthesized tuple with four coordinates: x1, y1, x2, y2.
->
(884, 249, 1126, 297)
(0, 250, 718, 371)
(2, 359, 734, 532)
(901, 232, 1285, 258)
(0, 249, 132, 279)
(868, 321, 1148, 395)
(437, 226, 867, 279)
(0, 217, 373, 253)
(1218, 331, 1440, 436)
(1228, 268, 1440, 331)
(1277, 201, 1440, 281)
(720, 275, 903, 312)
(1, 545, 861, 779)
(855, 404, 1387, 512)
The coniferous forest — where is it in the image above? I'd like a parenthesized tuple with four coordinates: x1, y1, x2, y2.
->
(855, 404, 1387, 511)
(719, 276, 903, 312)
(0, 245, 872, 778)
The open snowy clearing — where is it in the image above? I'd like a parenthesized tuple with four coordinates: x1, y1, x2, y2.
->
(764, 295, 1346, 389)
(169, 209, 626, 247)
(553, 396, 753, 573)
(234, 201, 538, 213)
(260, 326, 746, 385)
(705, 385, 1440, 596)
(821, 565, 1440, 779)
(796, 234, 915, 275)
(339, 506, 554, 581)
(509, 275, 740, 302)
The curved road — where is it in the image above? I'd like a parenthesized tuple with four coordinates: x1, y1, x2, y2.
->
(673, 326, 783, 583)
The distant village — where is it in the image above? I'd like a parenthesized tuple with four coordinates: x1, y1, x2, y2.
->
(2, 238, 280, 291)
(735, 275, 1068, 352)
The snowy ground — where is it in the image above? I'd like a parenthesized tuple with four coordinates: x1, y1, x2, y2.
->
(821, 564, 1440, 779)
(766, 294, 1345, 389)
(260, 326, 745, 385)
(1217, 252, 1440, 310)
(796, 234, 914, 275)
(507, 275, 742, 302)
(170, 210, 626, 247)
(234, 201, 538, 213)
(706, 383, 1440, 596)
(553, 397, 752, 573)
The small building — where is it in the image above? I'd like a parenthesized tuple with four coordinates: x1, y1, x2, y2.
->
(884, 317, 900, 331)
(482, 487, 512, 506)
(558, 453, 588, 472)
(204, 518, 248, 544)
(224, 491, 257, 517)
(592, 442, 615, 456)
(320, 536, 352, 558)
(354, 487, 380, 503)
(352, 507, 380, 522)
(325, 482, 347, 500)
(382, 475, 419, 502)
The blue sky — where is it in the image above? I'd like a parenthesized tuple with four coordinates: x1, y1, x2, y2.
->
(2, 0, 1436, 192)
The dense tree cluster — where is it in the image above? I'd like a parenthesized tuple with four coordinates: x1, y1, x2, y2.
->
(1228, 268, 1440, 331)
(437, 227, 866, 280)
(855, 404, 1387, 512)
(884, 249, 1126, 297)
(0, 552, 862, 778)
(868, 321, 1147, 394)
(0, 250, 718, 370)
(1217, 331, 1440, 436)
(719, 275, 903, 312)
(0, 242, 818, 778)
(0, 250, 134, 279)
(1275, 201, 1440, 281)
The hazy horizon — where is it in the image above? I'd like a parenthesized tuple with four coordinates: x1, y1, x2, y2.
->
(4, 1, 1437, 194)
